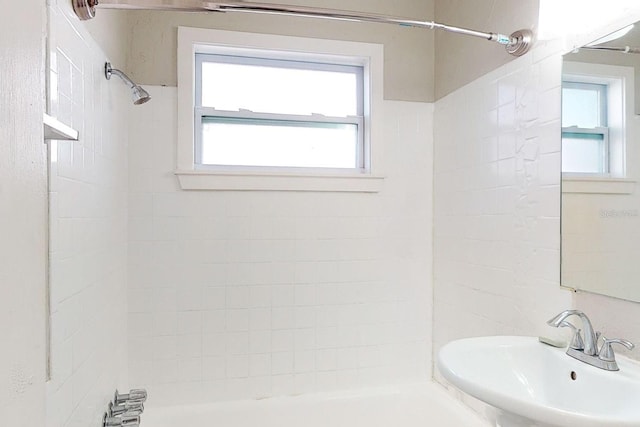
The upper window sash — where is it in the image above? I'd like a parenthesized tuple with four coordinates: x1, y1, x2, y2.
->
(562, 81, 608, 128)
(194, 53, 365, 116)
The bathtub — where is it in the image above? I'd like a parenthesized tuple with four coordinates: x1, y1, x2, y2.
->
(143, 383, 488, 427)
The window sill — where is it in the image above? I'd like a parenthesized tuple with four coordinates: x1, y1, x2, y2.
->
(562, 176, 636, 194)
(175, 170, 385, 192)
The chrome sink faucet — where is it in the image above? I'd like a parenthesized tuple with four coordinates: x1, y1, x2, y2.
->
(547, 310, 635, 371)
(548, 310, 598, 355)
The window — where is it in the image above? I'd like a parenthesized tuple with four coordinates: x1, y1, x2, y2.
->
(561, 82, 609, 174)
(561, 62, 632, 180)
(176, 27, 384, 192)
(194, 54, 364, 170)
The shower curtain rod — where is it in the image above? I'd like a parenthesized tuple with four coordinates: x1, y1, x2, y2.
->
(580, 45, 640, 54)
(72, 0, 533, 57)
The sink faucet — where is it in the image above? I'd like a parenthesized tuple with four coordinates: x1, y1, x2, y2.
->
(547, 310, 598, 356)
(547, 310, 635, 371)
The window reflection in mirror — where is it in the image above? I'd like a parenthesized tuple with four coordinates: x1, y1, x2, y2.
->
(561, 21, 640, 302)
(562, 81, 609, 174)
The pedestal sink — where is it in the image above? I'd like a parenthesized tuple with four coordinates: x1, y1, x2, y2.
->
(437, 336, 640, 427)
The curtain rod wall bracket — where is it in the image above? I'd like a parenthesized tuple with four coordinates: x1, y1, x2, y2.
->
(506, 30, 533, 57)
(72, 0, 97, 20)
(72, 0, 534, 57)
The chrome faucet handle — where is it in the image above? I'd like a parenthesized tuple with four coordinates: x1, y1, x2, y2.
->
(103, 414, 140, 427)
(114, 388, 148, 405)
(598, 337, 635, 362)
(559, 320, 584, 350)
(109, 401, 145, 417)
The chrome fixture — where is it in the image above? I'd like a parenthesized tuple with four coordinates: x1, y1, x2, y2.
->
(599, 337, 635, 364)
(573, 24, 639, 55)
(103, 414, 140, 427)
(103, 389, 148, 427)
(580, 45, 640, 55)
(548, 310, 598, 355)
(72, 0, 96, 20)
(73, 0, 533, 57)
(110, 401, 145, 417)
(114, 388, 148, 405)
(105, 63, 151, 105)
(559, 320, 584, 351)
(548, 310, 635, 371)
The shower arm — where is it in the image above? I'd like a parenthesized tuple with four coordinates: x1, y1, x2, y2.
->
(72, 0, 533, 56)
(106, 64, 136, 88)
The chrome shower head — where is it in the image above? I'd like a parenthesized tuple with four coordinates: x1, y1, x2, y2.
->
(131, 85, 151, 105)
(105, 62, 151, 105)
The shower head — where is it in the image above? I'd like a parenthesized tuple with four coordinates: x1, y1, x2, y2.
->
(105, 62, 151, 105)
(131, 85, 152, 105)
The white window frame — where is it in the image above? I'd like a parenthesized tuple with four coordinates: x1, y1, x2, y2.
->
(176, 27, 385, 192)
(562, 61, 636, 193)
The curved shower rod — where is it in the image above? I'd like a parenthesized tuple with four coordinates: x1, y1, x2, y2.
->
(72, 0, 533, 57)
(580, 45, 640, 54)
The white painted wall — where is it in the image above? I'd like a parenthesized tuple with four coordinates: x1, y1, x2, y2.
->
(0, 1, 47, 426)
(434, 0, 540, 99)
(45, 2, 131, 426)
(127, 87, 434, 406)
(124, 0, 435, 102)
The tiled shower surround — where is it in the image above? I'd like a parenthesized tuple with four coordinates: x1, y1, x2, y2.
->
(127, 88, 434, 405)
(433, 50, 570, 350)
(432, 47, 575, 417)
(46, 3, 129, 427)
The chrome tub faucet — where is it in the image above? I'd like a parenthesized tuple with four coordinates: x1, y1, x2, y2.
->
(104, 414, 140, 427)
(115, 389, 148, 405)
(103, 388, 148, 427)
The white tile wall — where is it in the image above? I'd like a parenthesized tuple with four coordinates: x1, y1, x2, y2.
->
(432, 44, 574, 421)
(127, 86, 434, 405)
(46, 3, 129, 427)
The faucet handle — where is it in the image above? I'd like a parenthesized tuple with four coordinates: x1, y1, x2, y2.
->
(115, 388, 148, 405)
(103, 414, 140, 427)
(559, 320, 584, 350)
(598, 337, 635, 362)
(109, 401, 144, 417)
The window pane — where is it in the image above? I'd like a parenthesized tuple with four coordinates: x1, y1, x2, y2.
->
(200, 59, 359, 117)
(201, 117, 359, 169)
(562, 132, 606, 174)
(562, 83, 606, 128)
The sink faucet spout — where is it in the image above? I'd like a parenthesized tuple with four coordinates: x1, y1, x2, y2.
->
(548, 310, 598, 356)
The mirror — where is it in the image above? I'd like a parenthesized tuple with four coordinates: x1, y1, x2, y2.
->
(561, 22, 640, 301)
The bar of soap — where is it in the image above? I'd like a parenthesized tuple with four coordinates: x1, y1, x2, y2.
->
(539, 336, 567, 348)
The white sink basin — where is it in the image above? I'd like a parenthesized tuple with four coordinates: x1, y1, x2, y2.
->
(437, 336, 640, 427)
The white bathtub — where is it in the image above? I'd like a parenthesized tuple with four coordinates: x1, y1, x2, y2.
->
(143, 383, 488, 427)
